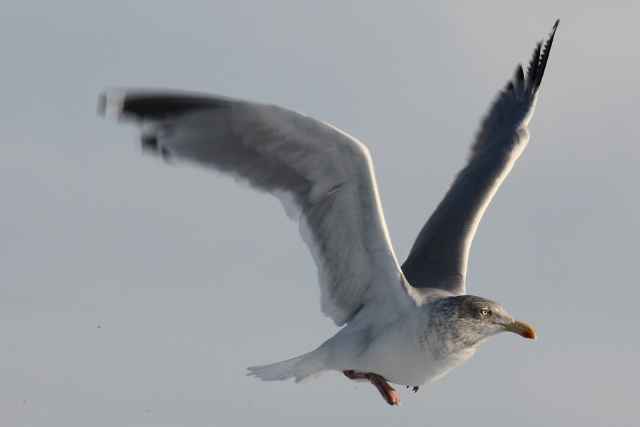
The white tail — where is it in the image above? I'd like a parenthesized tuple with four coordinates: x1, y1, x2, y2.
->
(247, 348, 327, 383)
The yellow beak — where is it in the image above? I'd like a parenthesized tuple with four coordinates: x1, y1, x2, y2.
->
(505, 320, 537, 339)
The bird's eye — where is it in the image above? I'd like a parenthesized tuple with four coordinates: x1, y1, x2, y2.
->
(479, 308, 491, 317)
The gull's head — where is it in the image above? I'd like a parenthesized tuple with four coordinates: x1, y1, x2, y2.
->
(429, 295, 536, 351)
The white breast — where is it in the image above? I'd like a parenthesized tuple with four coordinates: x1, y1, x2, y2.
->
(356, 312, 478, 386)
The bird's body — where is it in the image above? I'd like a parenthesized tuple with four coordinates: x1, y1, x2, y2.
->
(325, 298, 475, 386)
(99, 20, 558, 405)
(248, 292, 522, 392)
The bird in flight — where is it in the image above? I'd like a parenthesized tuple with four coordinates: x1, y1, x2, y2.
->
(99, 20, 558, 406)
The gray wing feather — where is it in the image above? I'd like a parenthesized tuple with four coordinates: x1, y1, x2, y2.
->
(100, 90, 416, 325)
(402, 20, 559, 294)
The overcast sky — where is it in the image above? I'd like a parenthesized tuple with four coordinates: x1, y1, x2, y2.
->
(1, 1, 639, 426)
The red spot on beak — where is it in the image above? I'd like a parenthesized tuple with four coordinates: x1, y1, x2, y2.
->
(507, 320, 537, 340)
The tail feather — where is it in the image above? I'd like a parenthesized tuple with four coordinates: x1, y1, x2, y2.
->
(247, 349, 326, 383)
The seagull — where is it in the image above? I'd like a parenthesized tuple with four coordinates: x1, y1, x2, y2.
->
(99, 20, 558, 406)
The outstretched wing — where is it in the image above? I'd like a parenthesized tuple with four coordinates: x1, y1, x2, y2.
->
(99, 90, 417, 325)
(402, 20, 559, 294)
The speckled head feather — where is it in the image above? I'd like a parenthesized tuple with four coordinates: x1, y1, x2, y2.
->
(426, 295, 528, 359)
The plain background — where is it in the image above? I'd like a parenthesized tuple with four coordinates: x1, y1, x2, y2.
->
(1, 1, 639, 426)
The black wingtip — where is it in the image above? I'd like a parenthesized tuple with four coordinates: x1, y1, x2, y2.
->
(526, 42, 542, 85)
(98, 89, 230, 121)
(547, 19, 560, 51)
(535, 19, 560, 88)
(526, 19, 560, 92)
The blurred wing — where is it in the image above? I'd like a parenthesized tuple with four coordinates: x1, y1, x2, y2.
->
(402, 20, 559, 294)
(99, 90, 417, 325)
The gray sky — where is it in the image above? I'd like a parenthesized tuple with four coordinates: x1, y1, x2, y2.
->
(1, 1, 639, 426)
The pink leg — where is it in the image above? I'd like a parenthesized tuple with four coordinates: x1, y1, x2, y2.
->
(343, 370, 400, 406)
